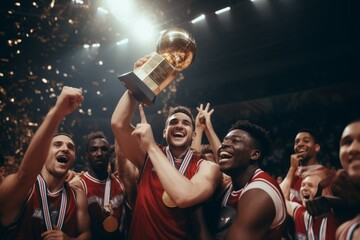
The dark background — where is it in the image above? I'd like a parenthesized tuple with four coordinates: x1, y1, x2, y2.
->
(1, 0, 359, 176)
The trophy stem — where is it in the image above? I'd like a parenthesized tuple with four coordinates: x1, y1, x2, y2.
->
(118, 72, 156, 105)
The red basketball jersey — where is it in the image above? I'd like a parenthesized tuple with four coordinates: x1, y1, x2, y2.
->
(223, 168, 287, 240)
(293, 203, 336, 240)
(79, 172, 126, 239)
(129, 146, 203, 240)
(2, 178, 78, 240)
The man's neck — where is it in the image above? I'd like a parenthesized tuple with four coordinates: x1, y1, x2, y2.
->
(88, 168, 109, 181)
(230, 164, 258, 191)
(304, 157, 319, 166)
(169, 146, 190, 160)
(40, 169, 65, 193)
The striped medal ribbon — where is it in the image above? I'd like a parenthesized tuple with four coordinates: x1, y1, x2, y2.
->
(162, 147, 193, 208)
(103, 176, 119, 232)
(36, 175, 67, 231)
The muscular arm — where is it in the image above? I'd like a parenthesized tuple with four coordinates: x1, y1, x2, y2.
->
(147, 144, 222, 208)
(74, 188, 91, 240)
(111, 56, 151, 170)
(0, 86, 83, 225)
(111, 91, 146, 170)
(225, 189, 276, 240)
(114, 140, 139, 209)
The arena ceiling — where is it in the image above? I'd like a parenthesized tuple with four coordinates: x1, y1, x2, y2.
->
(0, 0, 359, 155)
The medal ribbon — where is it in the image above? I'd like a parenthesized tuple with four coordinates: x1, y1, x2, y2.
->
(36, 175, 67, 230)
(165, 147, 193, 175)
(103, 176, 112, 213)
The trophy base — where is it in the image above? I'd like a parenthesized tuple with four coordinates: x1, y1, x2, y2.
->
(118, 71, 156, 105)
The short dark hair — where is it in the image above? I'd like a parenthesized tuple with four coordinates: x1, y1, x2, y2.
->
(86, 131, 109, 151)
(166, 106, 195, 129)
(229, 120, 271, 159)
(297, 128, 319, 144)
(53, 132, 74, 144)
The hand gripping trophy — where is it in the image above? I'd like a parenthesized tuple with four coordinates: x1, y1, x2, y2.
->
(118, 28, 196, 105)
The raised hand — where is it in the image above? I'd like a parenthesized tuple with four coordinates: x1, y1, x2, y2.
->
(53, 86, 83, 117)
(133, 55, 152, 69)
(196, 103, 214, 131)
(131, 104, 156, 152)
(290, 152, 305, 169)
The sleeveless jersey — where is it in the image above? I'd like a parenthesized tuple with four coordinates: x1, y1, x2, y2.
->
(336, 214, 360, 240)
(1, 177, 78, 240)
(129, 146, 204, 240)
(79, 172, 126, 239)
(222, 168, 287, 240)
(292, 203, 336, 240)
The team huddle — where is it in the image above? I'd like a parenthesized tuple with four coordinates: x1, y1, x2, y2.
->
(0, 57, 359, 240)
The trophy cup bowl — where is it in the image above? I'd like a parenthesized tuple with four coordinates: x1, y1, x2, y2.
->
(118, 28, 196, 105)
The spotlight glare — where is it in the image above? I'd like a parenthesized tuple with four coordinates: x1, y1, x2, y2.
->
(97, 7, 109, 14)
(83, 44, 90, 49)
(72, 0, 84, 4)
(116, 38, 129, 45)
(106, 0, 133, 18)
(191, 14, 205, 24)
(133, 19, 155, 40)
(215, 7, 231, 15)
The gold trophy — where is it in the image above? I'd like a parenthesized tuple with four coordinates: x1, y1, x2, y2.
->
(118, 28, 196, 105)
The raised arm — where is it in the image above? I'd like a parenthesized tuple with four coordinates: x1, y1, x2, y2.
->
(114, 140, 139, 210)
(0, 86, 83, 224)
(279, 153, 303, 200)
(111, 56, 151, 170)
(279, 153, 303, 216)
(191, 104, 207, 154)
(191, 103, 221, 163)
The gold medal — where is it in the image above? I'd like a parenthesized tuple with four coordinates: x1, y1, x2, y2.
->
(162, 191, 177, 208)
(103, 215, 119, 232)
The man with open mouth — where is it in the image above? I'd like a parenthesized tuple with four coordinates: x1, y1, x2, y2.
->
(111, 55, 222, 240)
(281, 155, 336, 239)
(0, 86, 91, 240)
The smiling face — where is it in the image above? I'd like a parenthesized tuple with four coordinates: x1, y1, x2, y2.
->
(44, 134, 75, 178)
(294, 132, 320, 164)
(218, 129, 259, 175)
(339, 121, 360, 177)
(163, 112, 195, 153)
(300, 174, 323, 206)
